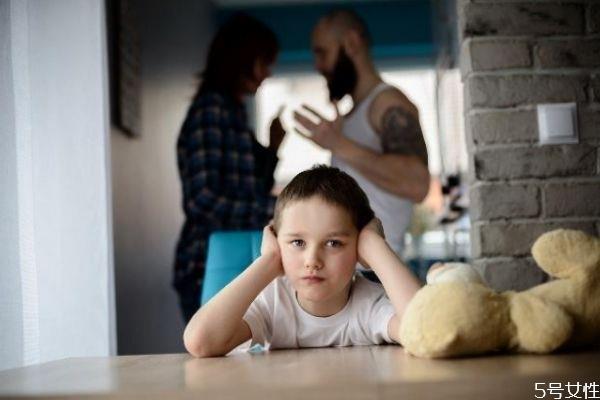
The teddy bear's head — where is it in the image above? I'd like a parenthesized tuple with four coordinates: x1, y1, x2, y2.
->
(532, 229, 600, 279)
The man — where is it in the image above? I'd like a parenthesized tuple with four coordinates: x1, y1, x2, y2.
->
(294, 9, 430, 259)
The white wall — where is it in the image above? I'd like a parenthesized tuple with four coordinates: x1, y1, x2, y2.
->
(0, 0, 115, 371)
(0, 0, 24, 372)
(111, 0, 215, 354)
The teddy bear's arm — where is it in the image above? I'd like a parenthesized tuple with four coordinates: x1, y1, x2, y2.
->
(509, 292, 573, 353)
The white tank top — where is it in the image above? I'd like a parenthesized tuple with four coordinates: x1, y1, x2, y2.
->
(332, 82, 413, 258)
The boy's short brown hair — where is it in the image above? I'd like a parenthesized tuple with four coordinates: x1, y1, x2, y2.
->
(273, 165, 374, 232)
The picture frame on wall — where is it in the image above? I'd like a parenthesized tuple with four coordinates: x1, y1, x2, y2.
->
(107, 0, 141, 138)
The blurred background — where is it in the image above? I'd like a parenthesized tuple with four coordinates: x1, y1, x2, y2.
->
(107, 0, 467, 355)
(8, 0, 595, 370)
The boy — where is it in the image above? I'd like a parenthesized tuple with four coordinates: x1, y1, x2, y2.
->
(184, 165, 422, 357)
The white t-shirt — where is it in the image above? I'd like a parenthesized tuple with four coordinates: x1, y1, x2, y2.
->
(242, 274, 396, 350)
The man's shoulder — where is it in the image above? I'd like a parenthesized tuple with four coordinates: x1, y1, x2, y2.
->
(368, 85, 418, 133)
(374, 86, 417, 112)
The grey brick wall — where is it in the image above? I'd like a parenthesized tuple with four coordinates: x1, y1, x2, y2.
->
(460, 0, 600, 291)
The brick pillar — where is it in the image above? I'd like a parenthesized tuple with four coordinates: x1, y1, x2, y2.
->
(459, 0, 600, 291)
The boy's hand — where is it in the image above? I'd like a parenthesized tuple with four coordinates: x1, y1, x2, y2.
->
(260, 224, 284, 275)
(358, 218, 386, 270)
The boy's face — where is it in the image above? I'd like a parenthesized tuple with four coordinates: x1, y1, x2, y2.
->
(276, 195, 358, 307)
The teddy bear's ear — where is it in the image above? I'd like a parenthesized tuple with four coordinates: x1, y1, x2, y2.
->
(532, 229, 600, 279)
(509, 292, 573, 353)
(426, 263, 485, 285)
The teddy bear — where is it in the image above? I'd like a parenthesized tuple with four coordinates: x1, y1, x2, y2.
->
(399, 229, 600, 358)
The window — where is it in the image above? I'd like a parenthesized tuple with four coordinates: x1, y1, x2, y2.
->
(255, 67, 464, 186)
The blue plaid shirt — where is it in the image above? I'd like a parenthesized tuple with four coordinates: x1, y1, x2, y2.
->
(173, 91, 277, 296)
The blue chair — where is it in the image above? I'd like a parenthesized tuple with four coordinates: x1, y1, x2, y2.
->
(201, 230, 263, 305)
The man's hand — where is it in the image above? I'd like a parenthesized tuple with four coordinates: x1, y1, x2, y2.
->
(357, 218, 386, 270)
(269, 110, 286, 151)
(260, 224, 284, 276)
(293, 103, 348, 152)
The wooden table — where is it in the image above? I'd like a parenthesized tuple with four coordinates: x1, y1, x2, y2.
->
(1, 346, 599, 399)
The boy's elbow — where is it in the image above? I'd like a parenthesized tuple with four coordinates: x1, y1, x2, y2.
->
(183, 326, 201, 357)
(183, 325, 210, 358)
(184, 335, 220, 358)
(186, 344, 214, 358)
(184, 326, 218, 358)
(184, 334, 203, 357)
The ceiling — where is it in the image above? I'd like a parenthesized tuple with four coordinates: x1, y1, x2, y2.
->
(214, 0, 401, 6)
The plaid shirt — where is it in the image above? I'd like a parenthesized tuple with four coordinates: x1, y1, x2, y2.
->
(173, 91, 277, 296)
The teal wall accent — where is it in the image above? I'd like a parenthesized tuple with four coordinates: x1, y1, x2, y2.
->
(217, 0, 435, 66)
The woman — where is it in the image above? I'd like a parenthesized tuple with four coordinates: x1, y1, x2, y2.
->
(173, 14, 285, 322)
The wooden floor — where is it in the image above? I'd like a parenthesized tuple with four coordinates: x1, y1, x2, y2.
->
(0, 346, 599, 399)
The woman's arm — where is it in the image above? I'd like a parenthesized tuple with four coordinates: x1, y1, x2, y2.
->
(183, 226, 283, 357)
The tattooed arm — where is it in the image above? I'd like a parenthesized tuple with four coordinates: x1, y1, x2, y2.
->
(379, 105, 428, 167)
(333, 89, 430, 202)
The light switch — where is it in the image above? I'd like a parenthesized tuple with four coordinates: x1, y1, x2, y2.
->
(537, 103, 579, 145)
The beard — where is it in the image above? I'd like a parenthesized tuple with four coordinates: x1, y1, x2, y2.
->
(326, 47, 358, 101)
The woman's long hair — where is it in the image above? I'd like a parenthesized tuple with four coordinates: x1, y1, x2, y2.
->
(198, 13, 278, 99)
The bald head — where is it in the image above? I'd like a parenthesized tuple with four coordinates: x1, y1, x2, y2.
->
(317, 9, 371, 48)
